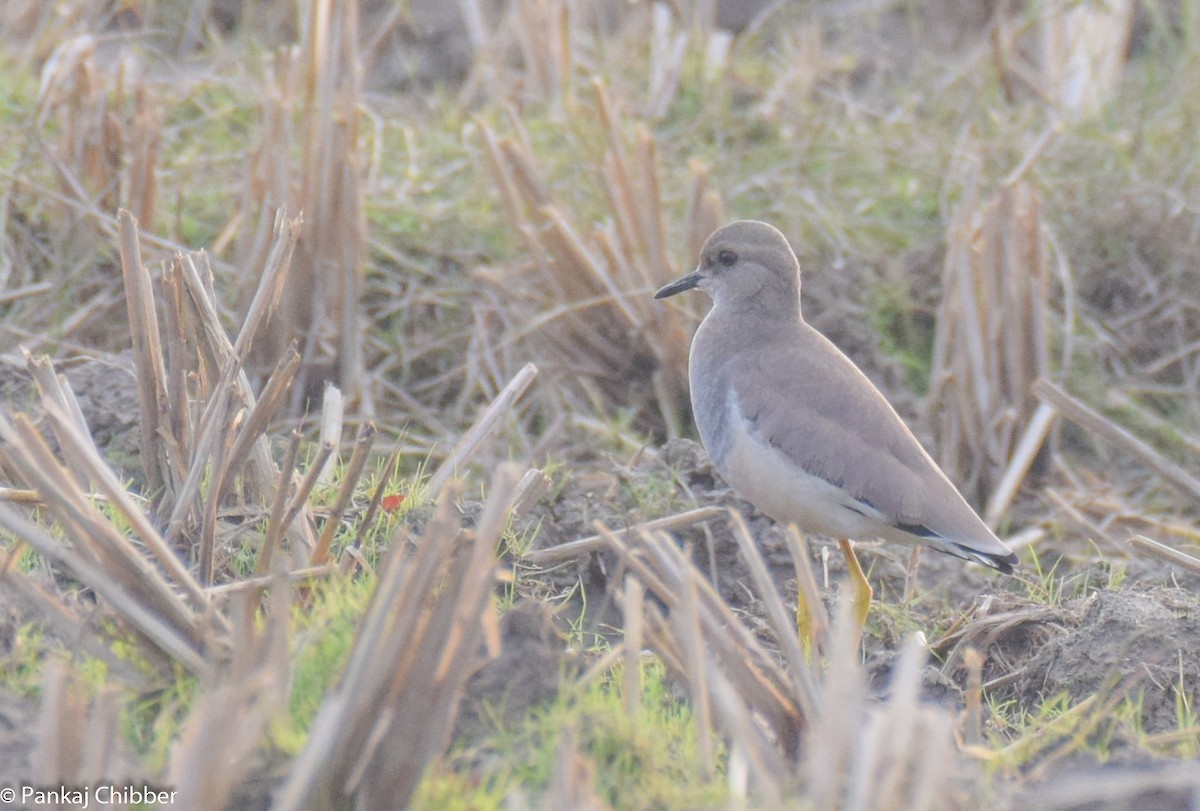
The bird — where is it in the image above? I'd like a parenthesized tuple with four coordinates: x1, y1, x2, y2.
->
(654, 220, 1018, 635)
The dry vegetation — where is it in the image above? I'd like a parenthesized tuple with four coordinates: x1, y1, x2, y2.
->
(2, 0, 1200, 809)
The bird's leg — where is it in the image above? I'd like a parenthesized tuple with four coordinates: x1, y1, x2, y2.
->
(786, 525, 827, 659)
(795, 573, 817, 658)
(838, 538, 872, 644)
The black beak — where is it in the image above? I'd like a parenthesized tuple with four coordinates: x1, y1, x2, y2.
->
(654, 270, 702, 299)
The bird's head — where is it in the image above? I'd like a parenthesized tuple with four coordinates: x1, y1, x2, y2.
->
(654, 220, 801, 317)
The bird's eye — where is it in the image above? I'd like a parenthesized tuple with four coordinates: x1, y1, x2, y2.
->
(717, 250, 737, 267)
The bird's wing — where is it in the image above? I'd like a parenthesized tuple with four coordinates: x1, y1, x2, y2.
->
(726, 327, 971, 535)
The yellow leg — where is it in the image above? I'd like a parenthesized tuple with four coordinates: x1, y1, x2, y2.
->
(787, 525, 826, 659)
(796, 586, 815, 658)
(838, 538, 872, 643)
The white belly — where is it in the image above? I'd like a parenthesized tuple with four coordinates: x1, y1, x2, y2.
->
(721, 415, 885, 541)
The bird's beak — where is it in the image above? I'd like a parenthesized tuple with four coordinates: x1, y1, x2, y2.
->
(654, 269, 703, 299)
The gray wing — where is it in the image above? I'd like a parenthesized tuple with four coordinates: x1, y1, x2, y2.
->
(726, 327, 965, 532)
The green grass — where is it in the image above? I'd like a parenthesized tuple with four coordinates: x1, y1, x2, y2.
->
(122, 669, 198, 770)
(987, 686, 1200, 773)
(0, 623, 49, 696)
(282, 573, 375, 751)
(868, 277, 937, 395)
(1019, 548, 1075, 607)
(414, 657, 728, 811)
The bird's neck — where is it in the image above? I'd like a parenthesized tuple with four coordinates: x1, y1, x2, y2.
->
(710, 290, 802, 330)
(694, 302, 804, 364)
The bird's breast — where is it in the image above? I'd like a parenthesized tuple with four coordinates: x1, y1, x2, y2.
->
(719, 409, 876, 539)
